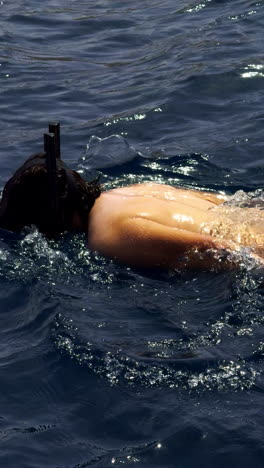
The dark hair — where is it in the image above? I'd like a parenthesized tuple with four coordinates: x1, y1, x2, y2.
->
(0, 152, 101, 237)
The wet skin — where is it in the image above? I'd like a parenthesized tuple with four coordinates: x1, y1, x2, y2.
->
(87, 183, 264, 269)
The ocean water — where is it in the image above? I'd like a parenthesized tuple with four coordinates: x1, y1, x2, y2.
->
(1, 1, 264, 467)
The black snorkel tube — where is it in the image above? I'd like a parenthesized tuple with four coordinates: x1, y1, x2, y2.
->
(43, 122, 85, 235)
(49, 122, 61, 160)
(43, 122, 61, 231)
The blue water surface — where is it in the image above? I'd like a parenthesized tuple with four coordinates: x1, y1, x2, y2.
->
(1, 1, 264, 467)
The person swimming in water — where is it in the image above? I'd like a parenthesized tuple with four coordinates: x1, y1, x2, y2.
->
(0, 126, 263, 270)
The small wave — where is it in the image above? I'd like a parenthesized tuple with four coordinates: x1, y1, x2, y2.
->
(52, 311, 258, 392)
(80, 134, 140, 170)
(50, 263, 264, 393)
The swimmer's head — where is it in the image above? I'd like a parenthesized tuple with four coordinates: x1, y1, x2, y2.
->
(0, 152, 101, 237)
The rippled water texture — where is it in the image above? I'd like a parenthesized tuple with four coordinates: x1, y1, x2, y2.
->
(1, 1, 264, 467)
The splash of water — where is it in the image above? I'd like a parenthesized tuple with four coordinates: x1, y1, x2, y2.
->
(0, 228, 115, 286)
(224, 189, 264, 209)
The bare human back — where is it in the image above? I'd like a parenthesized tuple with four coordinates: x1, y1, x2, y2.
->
(87, 183, 264, 270)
